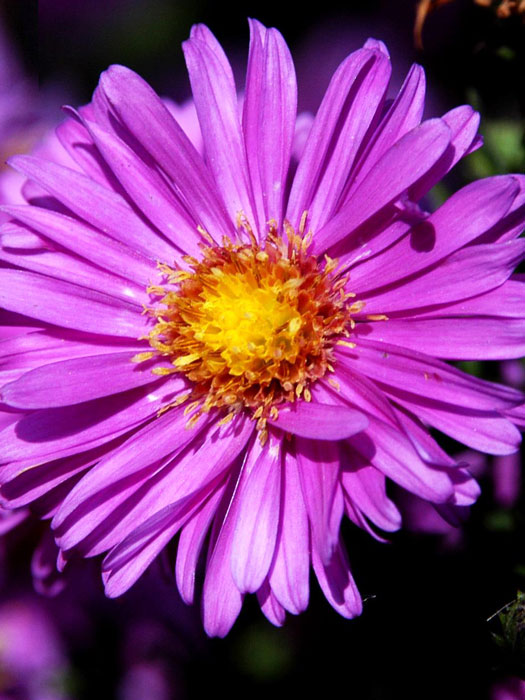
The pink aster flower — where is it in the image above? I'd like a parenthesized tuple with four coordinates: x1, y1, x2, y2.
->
(0, 20, 524, 637)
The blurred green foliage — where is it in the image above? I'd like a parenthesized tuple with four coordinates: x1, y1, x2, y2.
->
(491, 591, 525, 679)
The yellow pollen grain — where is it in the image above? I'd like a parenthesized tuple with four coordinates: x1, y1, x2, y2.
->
(218, 412, 235, 426)
(147, 285, 165, 296)
(269, 406, 279, 420)
(299, 210, 308, 235)
(183, 400, 201, 416)
(131, 351, 155, 363)
(175, 353, 201, 368)
(197, 225, 214, 245)
(185, 413, 202, 429)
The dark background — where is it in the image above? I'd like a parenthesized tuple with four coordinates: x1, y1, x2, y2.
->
(1, 1, 525, 698)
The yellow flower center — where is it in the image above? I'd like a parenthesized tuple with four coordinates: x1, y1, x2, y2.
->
(136, 224, 362, 436)
(188, 264, 304, 377)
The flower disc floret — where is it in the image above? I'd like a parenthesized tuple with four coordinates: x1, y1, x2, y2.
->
(144, 227, 359, 424)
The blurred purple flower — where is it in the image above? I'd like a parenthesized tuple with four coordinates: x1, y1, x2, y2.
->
(492, 678, 525, 700)
(0, 598, 69, 699)
(119, 663, 171, 700)
(0, 13, 47, 209)
(0, 19, 524, 638)
(494, 451, 522, 508)
(494, 360, 525, 508)
(501, 360, 525, 389)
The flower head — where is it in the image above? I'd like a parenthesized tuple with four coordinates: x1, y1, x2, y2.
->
(0, 20, 524, 636)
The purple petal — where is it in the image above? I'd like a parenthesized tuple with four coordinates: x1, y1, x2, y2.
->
(92, 414, 253, 580)
(351, 175, 519, 290)
(347, 418, 455, 502)
(409, 276, 525, 319)
(348, 63, 426, 190)
(231, 430, 282, 593)
(359, 239, 525, 313)
(31, 529, 66, 597)
(312, 539, 362, 619)
(2, 204, 155, 292)
(80, 117, 202, 256)
(360, 316, 525, 360)
(0, 380, 185, 466)
(55, 114, 123, 189)
(1, 441, 119, 509)
(101, 488, 206, 598)
(391, 402, 464, 467)
(325, 361, 460, 500)
(388, 387, 522, 455)
(0, 269, 145, 338)
(1, 351, 159, 409)
(447, 468, 481, 506)
(8, 154, 176, 262)
(269, 400, 368, 440)
(410, 105, 481, 200)
(243, 20, 297, 230)
(97, 64, 231, 239)
(1, 224, 46, 250)
(202, 477, 245, 638)
(505, 403, 525, 428)
(477, 174, 525, 244)
(267, 444, 310, 614)
(287, 47, 391, 231)
(340, 340, 523, 411)
(176, 487, 226, 605)
(100, 416, 253, 591)
(0, 227, 148, 306)
(0, 506, 29, 535)
(183, 29, 257, 229)
(257, 581, 286, 627)
(87, 414, 253, 558)
(493, 452, 521, 508)
(0, 329, 140, 376)
(363, 38, 390, 56)
(340, 455, 402, 533)
(52, 407, 212, 541)
(296, 438, 342, 565)
(313, 119, 450, 254)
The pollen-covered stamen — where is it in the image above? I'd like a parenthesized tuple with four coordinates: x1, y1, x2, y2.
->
(140, 223, 362, 427)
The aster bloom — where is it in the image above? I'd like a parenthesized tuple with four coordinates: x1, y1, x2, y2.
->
(0, 21, 524, 637)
